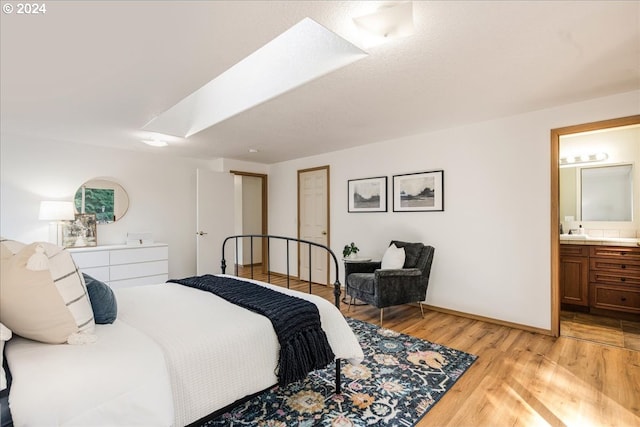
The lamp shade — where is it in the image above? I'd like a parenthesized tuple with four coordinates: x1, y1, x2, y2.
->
(39, 201, 75, 221)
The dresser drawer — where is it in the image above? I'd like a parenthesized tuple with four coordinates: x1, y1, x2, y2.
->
(590, 284, 640, 314)
(110, 246, 168, 265)
(110, 274, 168, 289)
(70, 250, 109, 269)
(590, 246, 640, 261)
(110, 260, 168, 281)
(560, 245, 589, 257)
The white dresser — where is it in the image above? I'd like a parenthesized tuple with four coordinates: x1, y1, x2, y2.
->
(68, 243, 169, 289)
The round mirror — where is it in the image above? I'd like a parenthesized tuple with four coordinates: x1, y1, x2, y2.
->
(74, 179, 129, 224)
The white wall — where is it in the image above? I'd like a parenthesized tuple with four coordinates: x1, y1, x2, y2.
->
(268, 90, 640, 331)
(0, 135, 210, 280)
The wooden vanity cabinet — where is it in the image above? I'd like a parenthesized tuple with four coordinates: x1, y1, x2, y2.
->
(589, 246, 640, 314)
(559, 245, 590, 307)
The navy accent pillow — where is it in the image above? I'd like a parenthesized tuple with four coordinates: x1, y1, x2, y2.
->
(83, 273, 117, 324)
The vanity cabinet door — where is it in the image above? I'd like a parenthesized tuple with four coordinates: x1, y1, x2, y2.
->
(560, 254, 590, 307)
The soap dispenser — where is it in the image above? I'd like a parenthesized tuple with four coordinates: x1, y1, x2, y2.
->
(560, 223, 564, 235)
(579, 224, 585, 235)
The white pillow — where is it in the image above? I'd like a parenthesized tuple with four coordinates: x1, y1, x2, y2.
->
(0, 240, 95, 344)
(381, 244, 405, 270)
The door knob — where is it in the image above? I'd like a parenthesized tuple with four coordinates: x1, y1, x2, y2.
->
(321, 231, 327, 235)
(196, 231, 208, 236)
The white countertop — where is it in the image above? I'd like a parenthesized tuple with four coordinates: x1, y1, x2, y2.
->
(560, 235, 640, 247)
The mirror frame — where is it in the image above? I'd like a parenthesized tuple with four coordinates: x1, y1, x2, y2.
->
(74, 178, 129, 223)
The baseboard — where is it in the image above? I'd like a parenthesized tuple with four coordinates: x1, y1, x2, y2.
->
(420, 304, 553, 336)
(258, 271, 552, 336)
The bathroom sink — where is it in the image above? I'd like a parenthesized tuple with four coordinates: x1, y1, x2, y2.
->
(560, 234, 588, 240)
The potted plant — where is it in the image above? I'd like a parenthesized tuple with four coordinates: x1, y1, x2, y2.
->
(342, 242, 359, 259)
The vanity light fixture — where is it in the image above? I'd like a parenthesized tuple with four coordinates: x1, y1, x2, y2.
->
(353, 1, 414, 48)
(559, 152, 608, 166)
(143, 17, 367, 138)
(39, 200, 75, 245)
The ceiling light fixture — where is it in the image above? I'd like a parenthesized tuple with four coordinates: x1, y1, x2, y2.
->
(143, 17, 367, 138)
(353, 1, 414, 48)
(141, 138, 169, 147)
(248, 148, 259, 153)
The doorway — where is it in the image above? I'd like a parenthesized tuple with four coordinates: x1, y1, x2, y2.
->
(298, 166, 330, 285)
(550, 115, 640, 347)
(231, 170, 268, 274)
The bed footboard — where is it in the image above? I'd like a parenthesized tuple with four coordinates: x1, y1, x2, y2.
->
(221, 234, 343, 394)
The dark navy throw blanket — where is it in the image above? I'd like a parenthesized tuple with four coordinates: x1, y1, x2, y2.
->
(168, 274, 335, 386)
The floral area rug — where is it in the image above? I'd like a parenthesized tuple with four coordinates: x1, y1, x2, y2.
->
(203, 318, 477, 426)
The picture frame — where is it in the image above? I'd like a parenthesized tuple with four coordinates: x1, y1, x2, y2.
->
(61, 213, 97, 248)
(348, 176, 387, 212)
(393, 170, 444, 212)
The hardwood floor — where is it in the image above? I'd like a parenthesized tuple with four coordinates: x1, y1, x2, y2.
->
(237, 269, 640, 426)
(561, 310, 640, 351)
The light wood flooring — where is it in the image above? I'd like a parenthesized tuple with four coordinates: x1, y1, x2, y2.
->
(561, 310, 640, 351)
(237, 269, 640, 427)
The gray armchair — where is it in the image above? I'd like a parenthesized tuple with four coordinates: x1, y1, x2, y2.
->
(345, 241, 435, 325)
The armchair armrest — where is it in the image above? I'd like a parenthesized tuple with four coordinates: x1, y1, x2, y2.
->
(374, 268, 421, 279)
(345, 261, 381, 276)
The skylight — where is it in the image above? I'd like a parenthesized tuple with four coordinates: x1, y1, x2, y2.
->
(143, 17, 368, 138)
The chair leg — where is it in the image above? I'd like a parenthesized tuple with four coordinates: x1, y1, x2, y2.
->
(348, 296, 354, 311)
(419, 302, 424, 318)
(380, 308, 384, 327)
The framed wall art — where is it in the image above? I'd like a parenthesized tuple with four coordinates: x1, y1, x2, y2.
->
(393, 170, 444, 212)
(348, 176, 387, 212)
(61, 213, 97, 248)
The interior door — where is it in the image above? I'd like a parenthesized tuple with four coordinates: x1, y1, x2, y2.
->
(196, 168, 234, 275)
(298, 166, 329, 284)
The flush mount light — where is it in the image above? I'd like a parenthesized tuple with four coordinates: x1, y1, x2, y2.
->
(248, 148, 259, 153)
(353, 1, 414, 48)
(143, 17, 367, 138)
(559, 152, 609, 166)
(141, 138, 168, 147)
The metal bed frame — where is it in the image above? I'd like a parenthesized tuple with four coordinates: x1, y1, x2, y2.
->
(221, 234, 343, 392)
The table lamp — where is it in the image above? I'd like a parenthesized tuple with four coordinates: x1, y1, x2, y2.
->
(39, 201, 75, 246)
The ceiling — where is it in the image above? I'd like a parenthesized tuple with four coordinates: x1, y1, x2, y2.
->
(1, 1, 639, 164)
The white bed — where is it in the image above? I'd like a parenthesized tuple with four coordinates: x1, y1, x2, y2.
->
(5, 275, 364, 427)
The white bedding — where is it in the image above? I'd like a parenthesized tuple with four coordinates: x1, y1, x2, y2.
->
(6, 275, 363, 427)
(115, 275, 364, 426)
(6, 320, 174, 426)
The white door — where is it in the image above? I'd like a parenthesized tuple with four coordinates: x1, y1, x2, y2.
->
(298, 167, 329, 284)
(196, 169, 235, 275)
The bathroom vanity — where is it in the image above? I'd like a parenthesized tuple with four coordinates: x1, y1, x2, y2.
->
(560, 238, 640, 316)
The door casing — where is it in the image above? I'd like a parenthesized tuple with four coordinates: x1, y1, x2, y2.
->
(549, 114, 640, 337)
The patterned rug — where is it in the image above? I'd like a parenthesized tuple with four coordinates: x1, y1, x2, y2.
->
(203, 318, 477, 426)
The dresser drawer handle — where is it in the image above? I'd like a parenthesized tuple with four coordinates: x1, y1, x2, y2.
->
(621, 265, 626, 269)
(620, 277, 626, 282)
(621, 297, 627, 302)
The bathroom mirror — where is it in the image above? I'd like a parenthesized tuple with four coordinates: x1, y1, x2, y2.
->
(560, 164, 634, 222)
(581, 164, 633, 221)
(74, 179, 129, 223)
